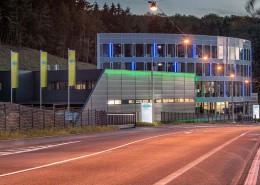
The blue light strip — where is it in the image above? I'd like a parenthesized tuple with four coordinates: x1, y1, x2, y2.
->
(131, 62, 136, 71)
(153, 43, 157, 58)
(193, 44, 196, 58)
(109, 43, 112, 58)
(234, 64, 236, 76)
(242, 49, 245, 60)
(175, 62, 178, 72)
(248, 65, 250, 77)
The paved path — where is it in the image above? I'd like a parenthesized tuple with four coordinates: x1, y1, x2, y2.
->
(0, 125, 260, 185)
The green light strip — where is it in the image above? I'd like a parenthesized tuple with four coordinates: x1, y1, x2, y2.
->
(105, 69, 196, 78)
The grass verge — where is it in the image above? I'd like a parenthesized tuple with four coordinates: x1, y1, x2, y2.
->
(0, 125, 119, 141)
(137, 122, 164, 127)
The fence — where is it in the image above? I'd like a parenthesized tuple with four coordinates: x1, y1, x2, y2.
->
(106, 113, 136, 127)
(72, 110, 136, 128)
(0, 103, 71, 132)
(161, 112, 255, 124)
(0, 103, 137, 132)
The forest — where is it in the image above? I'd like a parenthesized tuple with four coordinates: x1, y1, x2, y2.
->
(0, 0, 260, 77)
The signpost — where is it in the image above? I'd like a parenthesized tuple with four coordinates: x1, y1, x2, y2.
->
(253, 105, 259, 119)
(141, 103, 153, 123)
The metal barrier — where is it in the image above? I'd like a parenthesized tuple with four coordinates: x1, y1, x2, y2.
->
(72, 110, 137, 128)
(106, 113, 136, 128)
(161, 112, 255, 124)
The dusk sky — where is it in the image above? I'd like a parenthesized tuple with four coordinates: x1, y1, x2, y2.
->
(89, 0, 251, 17)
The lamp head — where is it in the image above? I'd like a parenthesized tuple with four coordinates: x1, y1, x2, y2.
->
(149, 1, 158, 11)
(203, 55, 208, 60)
(183, 39, 190, 44)
(230, 74, 235, 78)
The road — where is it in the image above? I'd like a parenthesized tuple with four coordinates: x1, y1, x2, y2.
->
(0, 125, 260, 185)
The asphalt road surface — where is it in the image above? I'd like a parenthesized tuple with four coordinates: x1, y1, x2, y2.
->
(0, 125, 260, 185)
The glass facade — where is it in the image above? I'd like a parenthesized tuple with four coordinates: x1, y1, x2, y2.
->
(97, 33, 252, 113)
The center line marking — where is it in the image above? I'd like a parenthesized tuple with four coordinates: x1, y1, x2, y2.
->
(0, 141, 81, 157)
(0, 130, 198, 177)
(153, 130, 252, 185)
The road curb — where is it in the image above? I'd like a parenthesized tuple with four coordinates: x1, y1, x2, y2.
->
(236, 136, 260, 185)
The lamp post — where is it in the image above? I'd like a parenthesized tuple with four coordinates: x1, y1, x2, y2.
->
(230, 74, 235, 123)
(244, 79, 250, 114)
(151, 55, 154, 122)
(184, 39, 189, 58)
(217, 65, 222, 97)
(245, 79, 249, 97)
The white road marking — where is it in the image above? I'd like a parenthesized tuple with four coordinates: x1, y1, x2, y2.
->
(153, 130, 252, 185)
(0, 141, 81, 157)
(0, 130, 197, 177)
(244, 147, 260, 185)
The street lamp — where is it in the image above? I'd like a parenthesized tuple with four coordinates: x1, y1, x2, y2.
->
(217, 65, 222, 97)
(244, 79, 250, 114)
(151, 53, 154, 122)
(245, 79, 249, 97)
(148, 1, 158, 11)
(217, 65, 222, 75)
(230, 74, 235, 123)
(183, 39, 190, 58)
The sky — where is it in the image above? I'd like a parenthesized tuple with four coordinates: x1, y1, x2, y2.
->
(89, 0, 251, 17)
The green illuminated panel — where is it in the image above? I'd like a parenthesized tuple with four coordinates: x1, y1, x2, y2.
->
(105, 69, 196, 78)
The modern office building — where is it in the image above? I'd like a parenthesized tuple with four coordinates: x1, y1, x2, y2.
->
(97, 33, 252, 114)
(0, 69, 195, 121)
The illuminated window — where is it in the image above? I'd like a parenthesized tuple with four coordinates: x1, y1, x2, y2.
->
(218, 46, 224, 59)
(142, 100, 149, 103)
(129, 100, 135, 104)
(107, 100, 115, 105)
(155, 99, 162, 103)
(163, 99, 169, 103)
(114, 100, 122, 105)
(136, 100, 142, 104)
